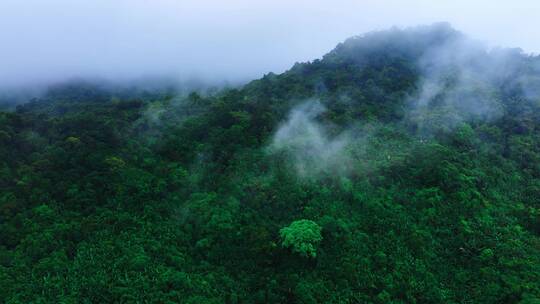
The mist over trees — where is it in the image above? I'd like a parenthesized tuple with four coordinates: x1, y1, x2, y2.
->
(1, 23, 540, 303)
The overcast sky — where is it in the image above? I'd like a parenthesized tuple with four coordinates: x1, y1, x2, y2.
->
(1, 0, 539, 89)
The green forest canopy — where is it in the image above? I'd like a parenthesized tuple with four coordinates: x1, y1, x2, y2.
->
(0, 24, 539, 303)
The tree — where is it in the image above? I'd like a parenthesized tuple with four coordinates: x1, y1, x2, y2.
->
(280, 220, 322, 258)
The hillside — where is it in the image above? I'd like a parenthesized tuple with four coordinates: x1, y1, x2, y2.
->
(1, 23, 539, 303)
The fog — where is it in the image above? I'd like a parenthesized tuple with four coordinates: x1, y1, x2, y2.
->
(407, 31, 505, 135)
(269, 100, 354, 178)
(1, 0, 540, 91)
(406, 27, 540, 137)
(267, 22, 540, 178)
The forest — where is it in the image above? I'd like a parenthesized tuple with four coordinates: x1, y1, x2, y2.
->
(0, 24, 539, 303)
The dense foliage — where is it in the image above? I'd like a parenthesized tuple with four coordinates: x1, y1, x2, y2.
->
(1, 24, 539, 303)
(280, 220, 323, 258)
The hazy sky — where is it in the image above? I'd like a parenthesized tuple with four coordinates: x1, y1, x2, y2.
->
(1, 0, 539, 89)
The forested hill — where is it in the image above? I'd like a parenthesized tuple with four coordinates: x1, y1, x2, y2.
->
(1, 23, 540, 303)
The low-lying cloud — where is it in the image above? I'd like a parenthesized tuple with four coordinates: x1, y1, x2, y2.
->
(269, 100, 354, 178)
(269, 25, 540, 178)
(406, 30, 540, 136)
(2, 0, 540, 92)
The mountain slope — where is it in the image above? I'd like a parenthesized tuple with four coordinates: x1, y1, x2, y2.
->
(1, 24, 539, 303)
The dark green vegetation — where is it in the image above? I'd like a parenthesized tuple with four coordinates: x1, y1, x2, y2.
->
(1, 24, 539, 303)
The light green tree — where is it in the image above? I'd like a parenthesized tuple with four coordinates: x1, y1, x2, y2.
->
(280, 220, 322, 258)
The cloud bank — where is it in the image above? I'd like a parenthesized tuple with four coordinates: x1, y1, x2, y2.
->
(1, 0, 540, 90)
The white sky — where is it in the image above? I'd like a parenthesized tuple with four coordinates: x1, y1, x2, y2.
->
(1, 0, 539, 88)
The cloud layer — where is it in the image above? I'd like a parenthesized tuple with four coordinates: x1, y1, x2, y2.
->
(1, 0, 540, 90)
